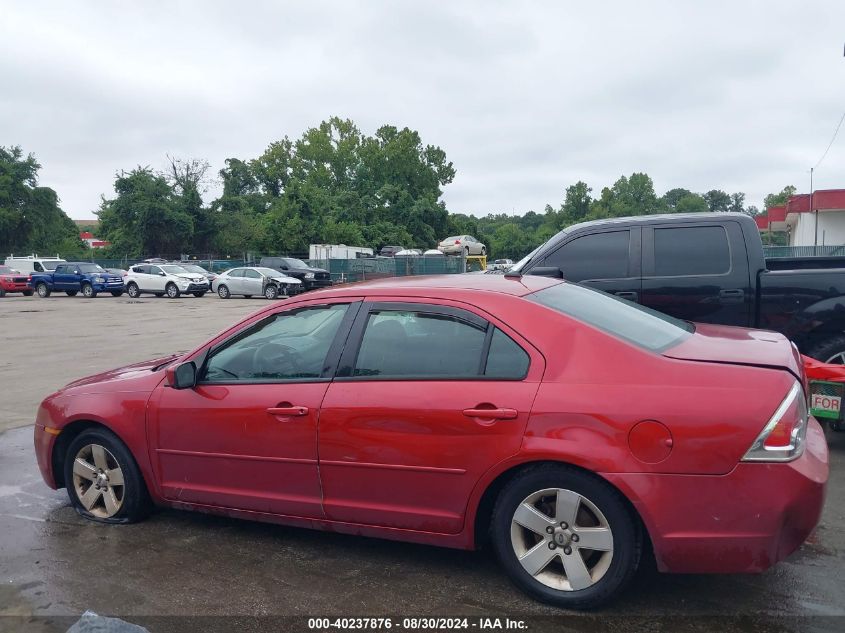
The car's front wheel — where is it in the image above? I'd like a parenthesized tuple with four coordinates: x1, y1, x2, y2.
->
(491, 465, 641, 610)
(81, 283, 96, 298)
(165, 283, 180, 299)
(126, 282, 141, 298)
(63, 427, 152, 524)
(264, 284, 279, 300)
(36, 282, 51, 298)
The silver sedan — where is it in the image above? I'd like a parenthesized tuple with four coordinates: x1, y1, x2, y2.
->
(212, 267, 302, 299)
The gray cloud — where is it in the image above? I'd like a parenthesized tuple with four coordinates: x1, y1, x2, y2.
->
(2, 0, 844, 220)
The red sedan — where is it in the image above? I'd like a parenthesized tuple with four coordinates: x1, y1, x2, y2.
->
(33, 275, 828, 608)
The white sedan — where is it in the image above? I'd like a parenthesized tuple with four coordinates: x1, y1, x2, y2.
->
(212, 267, 302, 300)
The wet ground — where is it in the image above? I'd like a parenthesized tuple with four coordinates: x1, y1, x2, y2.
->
(1, 296, 844, 632)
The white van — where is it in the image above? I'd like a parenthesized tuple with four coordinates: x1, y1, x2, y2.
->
(4, 254, 67, 274)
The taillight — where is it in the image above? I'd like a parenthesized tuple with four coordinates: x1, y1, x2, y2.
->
(742, 381, 808, 462)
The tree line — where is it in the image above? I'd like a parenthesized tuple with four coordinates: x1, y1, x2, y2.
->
(1, 117, 795, 260)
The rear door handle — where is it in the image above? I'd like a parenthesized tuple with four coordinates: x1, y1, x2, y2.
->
(462, 407, 518, 420)
(266, 406, 309, 417)
(615, 291, 639, 302)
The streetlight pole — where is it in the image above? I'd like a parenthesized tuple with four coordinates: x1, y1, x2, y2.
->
(812, 167, 817, 248)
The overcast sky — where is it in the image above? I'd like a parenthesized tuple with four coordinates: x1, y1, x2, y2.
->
(2, 1, 844, 220)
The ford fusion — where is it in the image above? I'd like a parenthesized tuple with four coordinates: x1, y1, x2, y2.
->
(34, 275, 828, 608)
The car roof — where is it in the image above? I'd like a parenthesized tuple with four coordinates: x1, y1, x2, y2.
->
(306, 273, 561, 299)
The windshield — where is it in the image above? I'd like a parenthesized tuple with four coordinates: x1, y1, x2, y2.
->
(510, 246, 544, 273)
(529, 283, 693, 353)
(79, 264, 106, 273)
(255, 267, 284, 277)
(284, 258, 309, 269)
(161, 265, 189, 274)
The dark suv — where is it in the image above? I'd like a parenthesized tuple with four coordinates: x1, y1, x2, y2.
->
(259, 257, 333, 291)
(379, 245, 405, 257)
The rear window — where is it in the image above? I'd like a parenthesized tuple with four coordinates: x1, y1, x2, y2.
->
(529, 283, 693, 352)
(653, 226, 730, 276)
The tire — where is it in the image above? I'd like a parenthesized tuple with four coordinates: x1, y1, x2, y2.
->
(81, 284, 96, 298)
(244, 295, 252, 299)
(36, 282, 51, 298)
(217, 285, 230, 299)
(192, 292, 206, 298)
(805, 335, 845, 364)
(63, 427, 152, 524)
(22, 290, 34, 297)
(154, 293, 164, 298)
(490, 464, 641, 610)
(165, 283, 180, 299)
(111, 291, 123, 297)
(66, 290, 78, 297)
(126, 282, 141, 298)
(264, 284, 279, 300)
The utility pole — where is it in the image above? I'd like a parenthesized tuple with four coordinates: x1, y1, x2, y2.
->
(812, 167, 817, 248)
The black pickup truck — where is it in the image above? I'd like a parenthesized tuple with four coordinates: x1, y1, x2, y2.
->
(513, 212, 845, 362)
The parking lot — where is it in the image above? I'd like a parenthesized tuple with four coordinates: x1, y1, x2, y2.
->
(1, 294, 844, 632)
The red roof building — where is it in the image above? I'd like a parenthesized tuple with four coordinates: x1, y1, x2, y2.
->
(759, 189, 845, 247)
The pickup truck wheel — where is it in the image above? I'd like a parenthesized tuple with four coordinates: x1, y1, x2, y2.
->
(82, 283, 96, 298)
(165, 283, 180, 299)
(36, 282, 51, 298)
(126, 282, 140, 298)
(264, 285, 279, 300)
(65, 290, 78, 297)
(491, 465, 641, 609)
(806, 335, 845, 364)
(217, 285, 230, 299)
(64, 427, 152, 524)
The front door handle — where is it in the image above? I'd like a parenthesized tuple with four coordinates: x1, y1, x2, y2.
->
(462, 407, 518, 420)
(267, 405, 309, 417)
(615, 291, 639, 302)
(719, 289, 745, 303)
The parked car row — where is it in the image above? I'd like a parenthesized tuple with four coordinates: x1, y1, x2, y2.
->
(1, 255, 334, 300)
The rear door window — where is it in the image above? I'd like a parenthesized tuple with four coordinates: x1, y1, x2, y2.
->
(652, 226, 730, 276)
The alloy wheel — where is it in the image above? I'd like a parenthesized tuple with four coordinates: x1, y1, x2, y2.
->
(510, 488, 614, 591)
(825, 351, 845, 364)
(71, 443, 125, 519)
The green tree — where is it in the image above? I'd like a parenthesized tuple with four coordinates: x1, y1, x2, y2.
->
(0, 146, 85, 256)
(764, 185, 797, 209)
(675, 193, 709, 213)
(97, 167, 193, 257)
(703, 189, 732, 213)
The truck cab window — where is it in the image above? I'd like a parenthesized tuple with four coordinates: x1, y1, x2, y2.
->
(543, 231, 630, 281)
(653, 227, 730, 276)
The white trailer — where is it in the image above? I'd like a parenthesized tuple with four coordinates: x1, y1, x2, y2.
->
(309, 244, 373, 260)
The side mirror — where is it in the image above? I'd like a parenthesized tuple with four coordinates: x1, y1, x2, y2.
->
(166, 361, 197, 389)
(526, 266, 563, 279)
(159, 271, 166, 276)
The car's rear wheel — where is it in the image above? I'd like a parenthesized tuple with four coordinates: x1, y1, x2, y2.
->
(63, 427, 152, 524)
(36, 282, 50, 298)
(165, 283, 180, 298)
(264, 284, 278, 300)
(126, 282, 141, 298)
(217, 285, 230, 299)
(806, 335, 845, 364)
(491, 465, 640, 610)
(65, 290, 78, 297)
